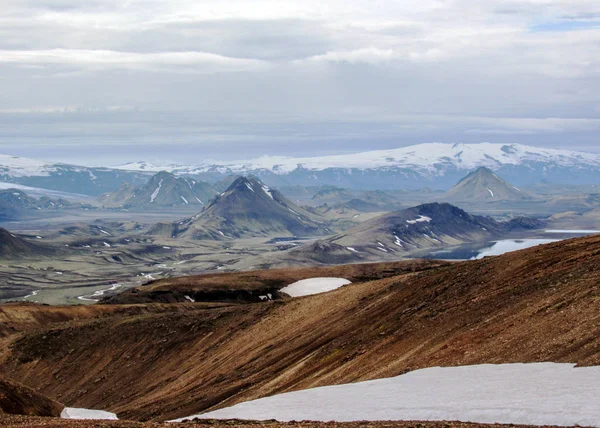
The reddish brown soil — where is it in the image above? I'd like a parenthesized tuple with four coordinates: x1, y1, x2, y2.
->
(0, 236, 598, 422)
(0, 378, 63, 417)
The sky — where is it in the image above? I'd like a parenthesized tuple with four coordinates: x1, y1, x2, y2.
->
(0, 0, 599, 165)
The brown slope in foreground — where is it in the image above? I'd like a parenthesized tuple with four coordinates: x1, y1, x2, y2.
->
(0, 378, 63, 417)
(1, 236, 600, 422)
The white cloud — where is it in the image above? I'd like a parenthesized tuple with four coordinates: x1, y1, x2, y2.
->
(304, 48, 397, 64)
(465, 129, 537, 136)
(0, 49, 268, 73)
(0, 0, 599, 159)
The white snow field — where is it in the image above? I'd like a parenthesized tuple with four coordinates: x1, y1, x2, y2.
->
(114, 143, 600, 176)
(171, 363, 600, 427)
(61, 407, 118, 420)
(280, 278, 351, 297)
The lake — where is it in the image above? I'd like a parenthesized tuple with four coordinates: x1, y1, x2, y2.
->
(420, 229, 599, 260)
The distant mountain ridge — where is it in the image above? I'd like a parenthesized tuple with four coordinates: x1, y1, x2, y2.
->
(2, 143, 600, 194)
(0, 189, 74, 220)
(0, 154, 147, 196)
(113, 143, 600, 189)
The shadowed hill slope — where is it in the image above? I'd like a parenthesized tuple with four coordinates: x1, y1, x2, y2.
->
(0, 228, 59, 259)
(0, 236, 599, 421)
(0, 378, 63, 417)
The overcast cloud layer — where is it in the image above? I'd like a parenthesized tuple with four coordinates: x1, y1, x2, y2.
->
(1, 0, 599, 164)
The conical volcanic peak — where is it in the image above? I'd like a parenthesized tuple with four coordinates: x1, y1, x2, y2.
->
(151, 176, 330, 240)
(445, 167, 531, 201)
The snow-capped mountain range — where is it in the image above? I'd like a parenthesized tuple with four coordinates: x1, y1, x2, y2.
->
(115, 143, 600, 175)
(0, 154, 148, 196)
(113, 143, 600, 190)
(1, 143, 599, 194)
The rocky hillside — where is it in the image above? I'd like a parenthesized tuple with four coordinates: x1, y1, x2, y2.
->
(284, 240, 365, 265)
(1, 236, 599, 421)
(310, 187, 356, 205)
(125, 171, 215, 208)
(328, 202, 543, 256)
(311, 190, 404, 218)
(98, 172, 217, 209)
(149, 177, 330, 240)
(97, 182, 136, 207)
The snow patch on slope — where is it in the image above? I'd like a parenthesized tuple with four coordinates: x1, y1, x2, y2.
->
(394, 235, 406, 247)
(406, 215, 432, 225)
(280, 278, 351, 297)
(61, 407, 118, 420)
(150, 179, 163, 203)
(261, 184, 274, 199)
(171, 363, 600, 427)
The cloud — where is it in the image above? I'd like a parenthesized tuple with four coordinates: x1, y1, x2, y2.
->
(0, 0, 599, 161)
(465, 129, 537, 136)
(303, 48, 397, 64)
(0, 49, 268, 73)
